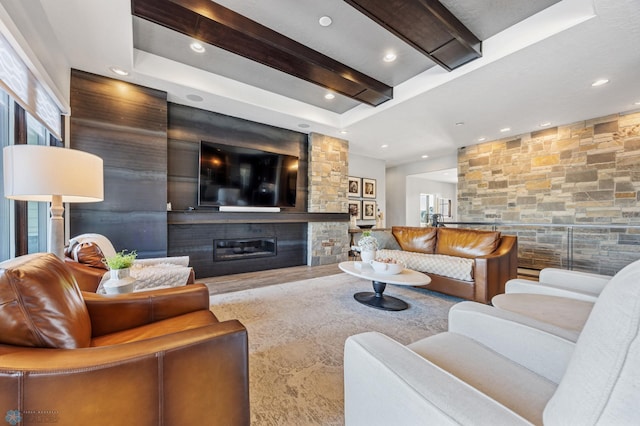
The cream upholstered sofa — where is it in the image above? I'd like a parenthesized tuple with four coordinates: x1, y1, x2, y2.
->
(344, 258, 640, 425)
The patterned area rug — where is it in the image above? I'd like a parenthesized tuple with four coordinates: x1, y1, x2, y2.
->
(210, 272, 461, 425)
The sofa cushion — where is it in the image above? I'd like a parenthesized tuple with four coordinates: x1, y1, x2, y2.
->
(392, 226, 437, 254)
(365, 230, 402, 251)
(435, 228, 501, 259)
(0, 253, 92, 349)
(377, 249, 474, 281)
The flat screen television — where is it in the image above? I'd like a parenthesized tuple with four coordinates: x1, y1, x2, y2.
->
(198, 140, 298, 208)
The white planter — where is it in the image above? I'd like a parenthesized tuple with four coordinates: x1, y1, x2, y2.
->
(103, 268, 136, 294)
(360, 249, 376, 263)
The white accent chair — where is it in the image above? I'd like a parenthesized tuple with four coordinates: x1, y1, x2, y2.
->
(504, 268, 612, 302)
(491, 268, 612, 341)
(344, 259, 640, 425)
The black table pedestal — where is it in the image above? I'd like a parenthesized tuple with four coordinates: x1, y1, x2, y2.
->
(354, 280, 408, 311)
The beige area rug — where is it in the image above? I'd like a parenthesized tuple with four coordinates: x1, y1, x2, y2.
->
(209, 273, 462, 426)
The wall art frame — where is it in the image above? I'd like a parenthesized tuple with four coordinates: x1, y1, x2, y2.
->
(362, 200, 376, 220)
(362, 178, 376, 199)
(348, 176, 362, 198)
(348, 200, 362, 220)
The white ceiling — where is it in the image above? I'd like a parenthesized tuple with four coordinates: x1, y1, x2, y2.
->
(21, 0, 640, 167)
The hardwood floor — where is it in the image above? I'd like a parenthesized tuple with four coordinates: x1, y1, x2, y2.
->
(200, 263, 342, 295)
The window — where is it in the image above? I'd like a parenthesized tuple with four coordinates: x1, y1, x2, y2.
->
(26, 114, 49, 254)
(0, 89, 10, 260)
(0, 91, 60, 261)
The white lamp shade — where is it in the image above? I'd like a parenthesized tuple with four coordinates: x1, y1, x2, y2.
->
(3, 145, 104, 202)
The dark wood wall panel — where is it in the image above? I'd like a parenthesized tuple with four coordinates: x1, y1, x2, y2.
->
(69, 69, 168, 258)
(168, 222, 307, 277)
(167, 102, 308, 212)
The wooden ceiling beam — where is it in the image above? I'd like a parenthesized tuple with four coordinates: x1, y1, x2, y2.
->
(131, 0, 393, 107)
(344, 0, 482, 71)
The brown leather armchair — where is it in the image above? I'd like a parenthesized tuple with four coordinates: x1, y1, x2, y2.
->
(0, 253, 249, 426)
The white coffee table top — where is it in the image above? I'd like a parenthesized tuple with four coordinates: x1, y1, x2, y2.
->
(339, 261, 431, 286)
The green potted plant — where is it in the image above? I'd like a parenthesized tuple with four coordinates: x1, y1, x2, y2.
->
(103, 249, 137, 270)
(102, 250, 137, 294)
(357, 231, 379, 263)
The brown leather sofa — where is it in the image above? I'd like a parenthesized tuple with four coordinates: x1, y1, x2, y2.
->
(376, 226, 517, 303)
(0, 253, 249, 425)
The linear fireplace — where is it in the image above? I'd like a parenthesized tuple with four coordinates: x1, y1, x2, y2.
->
(214, 238, 277, 261)
(168, 221, 309, 277)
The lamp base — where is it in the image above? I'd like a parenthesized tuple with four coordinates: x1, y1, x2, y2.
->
(48, 194, 65, 259)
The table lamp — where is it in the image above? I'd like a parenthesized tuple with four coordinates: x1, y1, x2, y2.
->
(2, 145, 104, 259)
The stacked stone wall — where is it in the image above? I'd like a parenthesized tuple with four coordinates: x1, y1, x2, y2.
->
(307, 133, 350, 265)
(458, 111, 640, 274)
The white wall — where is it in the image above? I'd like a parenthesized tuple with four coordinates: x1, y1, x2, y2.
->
(385, 154, 457, 227)
(348, 153, 386, 227)
(405, 177, 457, 226)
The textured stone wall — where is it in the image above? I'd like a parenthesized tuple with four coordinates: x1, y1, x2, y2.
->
(307, 133, 350, 265)
(458, 111, 640, 274)
(307, 222, 349, 266)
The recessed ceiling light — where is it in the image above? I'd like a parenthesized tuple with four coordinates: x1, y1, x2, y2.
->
(298, 123, 310, 129)
(324, 93, 335, 100)
(381, 144, 389, 148)
(109, 66, 129, 76)
(634, 101, 640, 106)
(421, 154, 429, 159)
(383, 52, 397, 62)
(318, 16, 333, 27)
(190, 42, 205, 53)
(500, 127, 511, 133)
(186, 94, 203, 102)
(477, 137, 486, 142)
(540, 122, 552, 127)
(455, 122, 464, 126)
(591, 78, 609, 87)
(340, 130, 348, 135)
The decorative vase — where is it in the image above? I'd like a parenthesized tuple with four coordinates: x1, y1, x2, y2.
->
(360, 249, 376, 263)
(103, 268, 136, 294)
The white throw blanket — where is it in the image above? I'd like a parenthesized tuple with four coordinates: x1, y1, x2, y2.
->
(376, 249, 474, 281)
(129, 262, 192, 291)
(97, 258, 192, 294)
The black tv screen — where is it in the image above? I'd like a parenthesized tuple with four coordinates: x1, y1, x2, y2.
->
(198, 141, 298, 208)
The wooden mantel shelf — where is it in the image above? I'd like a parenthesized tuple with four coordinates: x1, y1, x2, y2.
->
(168, 210, 349, 225)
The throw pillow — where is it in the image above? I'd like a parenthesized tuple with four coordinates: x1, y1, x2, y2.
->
(391, 226, 437, 254)
(66, 240, 108, 270)
(435, 228, 501, 258)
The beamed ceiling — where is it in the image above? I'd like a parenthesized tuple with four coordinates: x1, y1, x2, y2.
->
(10, 0, 640, 166)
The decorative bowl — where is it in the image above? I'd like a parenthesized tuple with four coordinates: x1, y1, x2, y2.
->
(369, 259, 404, 275)
(358, 224, 374, 229)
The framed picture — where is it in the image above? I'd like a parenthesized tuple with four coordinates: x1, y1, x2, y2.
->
(362, 200, 376, 220)
(348, 176, 361, 198)
(362, 178, 376, 199)
(348, 200, 362, 220)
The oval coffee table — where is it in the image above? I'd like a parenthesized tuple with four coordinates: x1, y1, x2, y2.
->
(338, 261, 431, 311)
